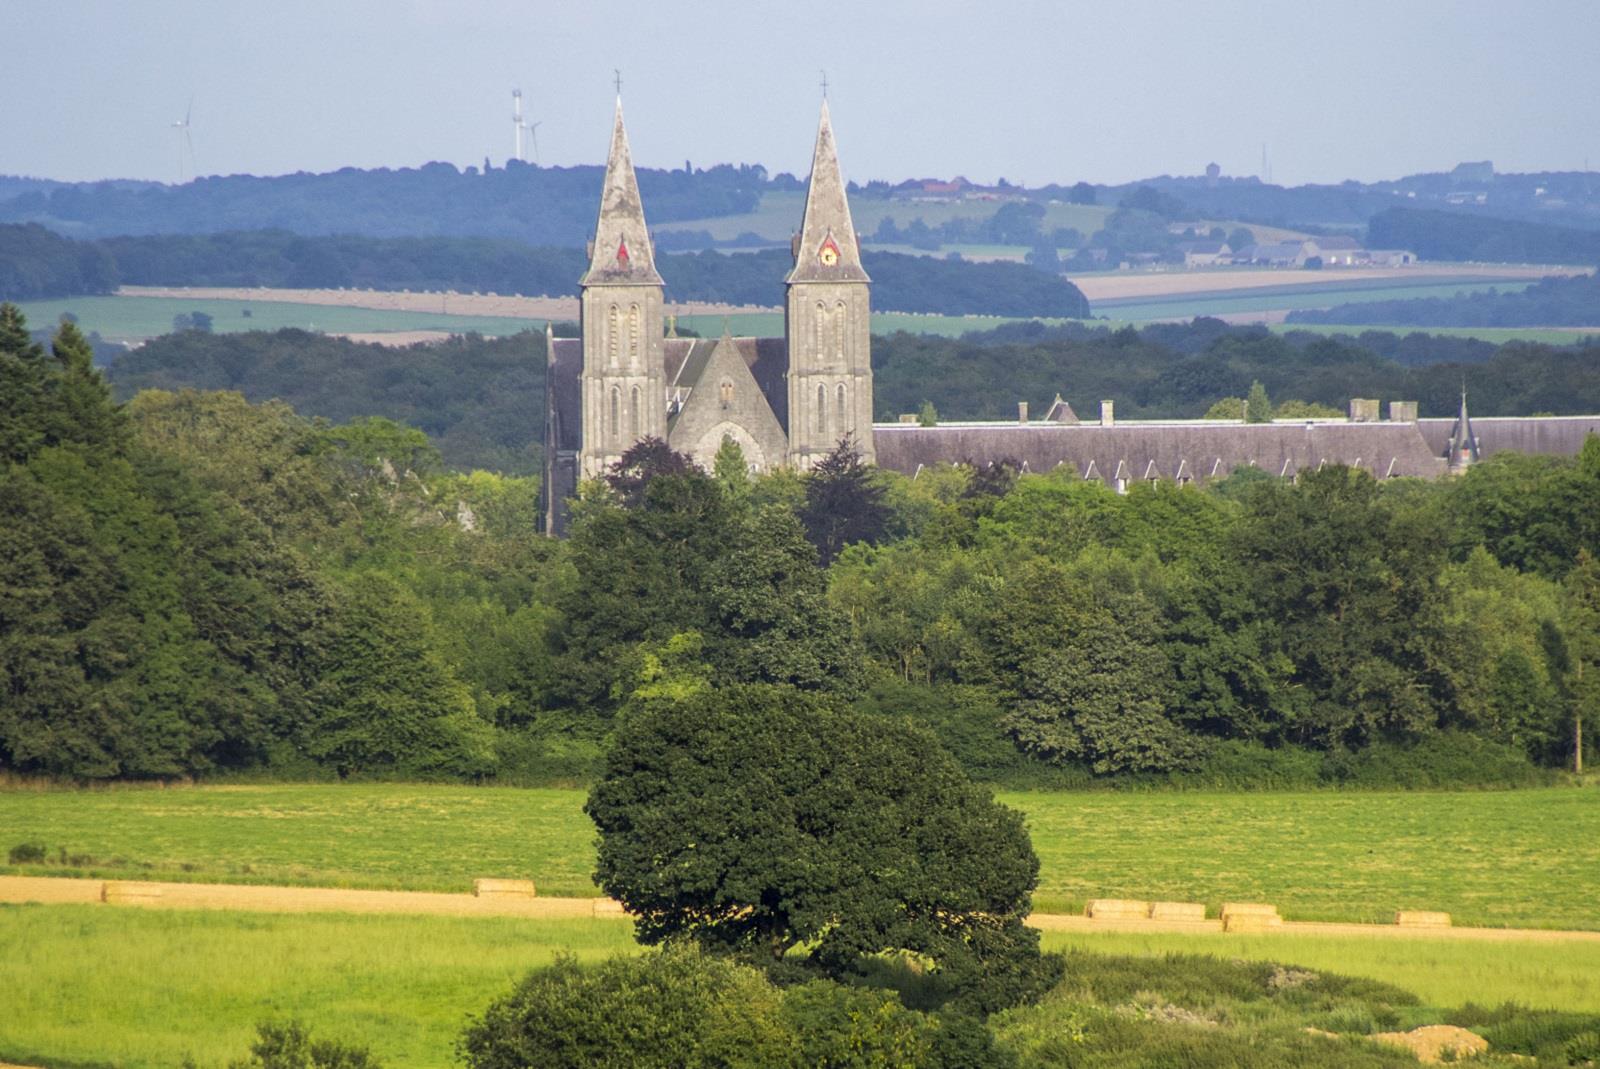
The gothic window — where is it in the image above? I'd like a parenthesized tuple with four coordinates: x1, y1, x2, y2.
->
(630, 385, 642, 437)
(816, 383, 827, 434)
(607, 305, 619, 366)
(609, 386, 621, 441)
(836, 383, 847, 429)
(834, 300, 846, 360)
(628, 304, 640, 361)
(719, 380, 734, 405)
(814, 301, 826, 357)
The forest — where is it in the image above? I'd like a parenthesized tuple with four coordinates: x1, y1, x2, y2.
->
(5, 302, 1598, 788)
(1288, 271, 1600, 328)
(1366, 208, 1600, 265)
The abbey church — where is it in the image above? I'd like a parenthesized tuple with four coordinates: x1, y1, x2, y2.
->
(543, 99, 1600, 536)
(543, 99, 873, 532)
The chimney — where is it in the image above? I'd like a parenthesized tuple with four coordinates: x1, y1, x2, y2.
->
(1389, 400, 1418, 422)
(1018, 401, 1029, 425)
(1100, 399, 1115, 426)
(1348, 398, 1379, 422)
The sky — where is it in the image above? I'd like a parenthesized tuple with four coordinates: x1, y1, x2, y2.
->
(3, 0, 1598, 188)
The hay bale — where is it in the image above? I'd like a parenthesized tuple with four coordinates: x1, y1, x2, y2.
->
(1219, 902, 1278, 919)
(1085, 898, 1151, 919)
(1370, 1025, 1488, 1064)
(1220, 902, 1281, 932)
(592, 898, 627, 916)
(1394, 910, 1451, 927)
(473, 878, 536, 898)
(101, 881, 163, 903)
(1148, 901, 1206, 921)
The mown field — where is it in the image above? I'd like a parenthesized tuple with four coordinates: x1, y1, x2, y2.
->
(4, 784, 1597, 930)
(13, 295, 543, 342)
(2, 903, 1598, 1069)
(1099, 278, 1540, 322)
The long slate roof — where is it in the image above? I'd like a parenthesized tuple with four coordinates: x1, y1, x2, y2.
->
(1416, 416, 1600, 459)
(872, 420, 1448, 484)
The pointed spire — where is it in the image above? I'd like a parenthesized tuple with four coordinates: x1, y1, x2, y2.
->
(582, 98, 663, 286)
(1447, 383, 1479, 467)
(787, 99, 870, 284)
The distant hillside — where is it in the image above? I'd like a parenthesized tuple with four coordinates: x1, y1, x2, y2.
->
(0, 161, 768, 245)
(1290, 272, 1600, 328)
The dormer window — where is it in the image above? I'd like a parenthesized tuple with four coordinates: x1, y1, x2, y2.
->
(719, 380, 734, 405)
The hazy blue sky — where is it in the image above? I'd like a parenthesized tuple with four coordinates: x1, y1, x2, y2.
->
(4, 0, 1598, 187)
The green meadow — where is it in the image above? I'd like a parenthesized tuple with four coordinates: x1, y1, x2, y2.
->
(3, 904, 1598, 1068)
(4, 784, 1597, 930)
(0, 904, 635, 1069)
(13, 294, 545, 342)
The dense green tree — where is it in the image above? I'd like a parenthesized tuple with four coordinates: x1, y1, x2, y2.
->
(1244, 379, 1273, 422)
(227, 1020, 382, 1069)
(587, 685, 1055, 1009)
(304, 573, 495, 778)
(799, 435, 894, 566)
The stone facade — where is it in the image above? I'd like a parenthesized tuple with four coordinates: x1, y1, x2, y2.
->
(546, 97, 876, 531)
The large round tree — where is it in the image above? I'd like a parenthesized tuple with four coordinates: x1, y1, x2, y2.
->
(585, 684, 1057, 1012)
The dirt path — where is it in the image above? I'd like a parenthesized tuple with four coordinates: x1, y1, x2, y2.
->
(4, 875, 1598, 944)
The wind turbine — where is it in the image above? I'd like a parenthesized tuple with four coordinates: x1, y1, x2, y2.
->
(526, 120, 541, 165)
(512, 89, 524, 162)
(171, 98, 196, 183)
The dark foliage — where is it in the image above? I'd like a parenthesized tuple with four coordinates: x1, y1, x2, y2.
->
(587, 685, 1056, 1012)
(107, 328, 545, 474)
(1367, 207, 1600, 264)
(0, 223, 119, 300)
(799, 435, 893, 565)
(1291, 271, 1600, 328)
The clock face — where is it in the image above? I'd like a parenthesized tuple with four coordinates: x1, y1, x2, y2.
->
(819, 237, 840, 266)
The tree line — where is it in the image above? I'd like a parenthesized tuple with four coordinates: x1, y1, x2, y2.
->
(1367, 207, 1600, 265)
(0, 224, 1090, 317)
(5, 301, 1599, 787)
(1289, 271, 1600, 328)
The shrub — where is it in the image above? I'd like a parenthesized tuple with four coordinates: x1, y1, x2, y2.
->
(8, 841, 47, 864)
(226, 1020, 382, 1069)
(1176, 740, 1325, 790)
(458, 946, 790, 1069)
(1320, 732, 1551, 789)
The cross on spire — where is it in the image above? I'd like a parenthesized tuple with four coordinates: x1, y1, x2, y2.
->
(613, 69, 623, 95)
(819, 69, 829, 99)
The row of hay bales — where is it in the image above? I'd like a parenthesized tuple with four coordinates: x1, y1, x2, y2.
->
(1083, 898, 1453, 929)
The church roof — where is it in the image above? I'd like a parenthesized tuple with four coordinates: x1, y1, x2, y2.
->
(786, 100, 870, 285)
(581, 99, 664, 287)
(872, 421, 1449, 484)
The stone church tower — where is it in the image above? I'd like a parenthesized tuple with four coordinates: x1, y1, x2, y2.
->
(578, 99, 666, 478)
(785, 101, 875, 468)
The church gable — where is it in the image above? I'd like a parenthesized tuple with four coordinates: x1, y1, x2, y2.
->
(667, 333, 788, 471)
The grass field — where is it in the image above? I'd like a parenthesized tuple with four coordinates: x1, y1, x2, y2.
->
(1038, 928, 1600, 1016)
(1098, 279, 1540, 322)
(0, 904, 635, 1069)
(3, 904, 1597, 1069)
(4, 784, 1598, 930)
(13, 295, 545, 342)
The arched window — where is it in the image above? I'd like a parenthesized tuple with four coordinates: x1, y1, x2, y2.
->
(816, 383, 827, 434)
(606, 305, 619, 366)
(609, 386, 621, 441)
(630, 385, 642, 437)
(834, 300, 847, 360)
(836, 383, 847, 430)
(719, 380, 734, 404)
(628, 304, 640, 361)
(814, 301, 826, 357)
